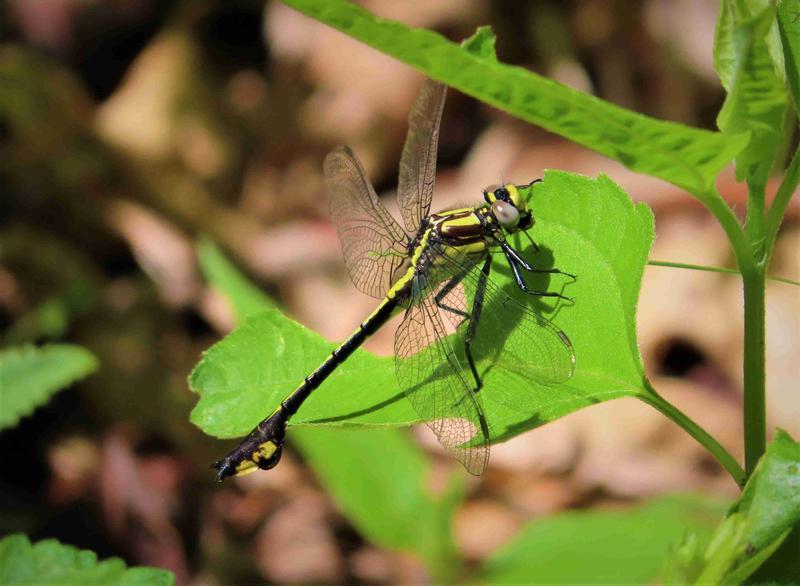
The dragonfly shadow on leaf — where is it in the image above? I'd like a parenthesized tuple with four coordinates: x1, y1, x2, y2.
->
(303, 244, 577, 440)
(495, 243, 576, 320)
(455, 243, 578, 427)
(304, 387, 409, 424)
(488, 379, 600, 444)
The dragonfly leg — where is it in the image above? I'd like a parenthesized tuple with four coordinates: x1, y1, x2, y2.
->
(432, 260, 489, 393)
(463, 255, 491, 393)
(434, 272, 470, 322)
(504, 246, 573, 302)
(500, 241, 575, 279)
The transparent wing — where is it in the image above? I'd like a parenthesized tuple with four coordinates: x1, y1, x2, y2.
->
(395, 290, 490, 476)
(397, 79, 447, 233)
(325, 146, 410, 299)
(435, 279, 469, 331)
(431, 242, 576, 390)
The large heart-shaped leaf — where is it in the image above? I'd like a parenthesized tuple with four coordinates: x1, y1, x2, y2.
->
(190, 170, 653, 442)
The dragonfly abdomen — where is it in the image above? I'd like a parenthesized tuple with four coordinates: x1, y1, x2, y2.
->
(213, 293, 404, 481)
(282, 294, 401, 416)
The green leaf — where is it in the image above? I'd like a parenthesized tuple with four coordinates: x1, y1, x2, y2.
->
(715, 0, 739, 90)
(716, 2, 787, 88)
(734, 428, 800, 550)
(293, 427, 462, 580)
(0, 534, 173, 586)
(189, 310, 401, 437)
(746, 526, 800, 584)
(3, 281, 98, 346)
(480, 496, 725, 585)
(461, 26, 497, 61)
(716, 4, 789, 185)
(663, 513, 787, 585)
(190, 170, 654, 445)
(663, 431, 800, 584)
(778, 0, 800, 112)
(192, 242, 463, 577)
(278, 0, 747, 196)
(695, 513, 750, 584)
(196, 237, 275, 321)
(0, 344, 98, 431)
(721, 526, 787, 585)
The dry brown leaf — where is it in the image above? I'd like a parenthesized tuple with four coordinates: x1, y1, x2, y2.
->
(254, 490, 344, 583)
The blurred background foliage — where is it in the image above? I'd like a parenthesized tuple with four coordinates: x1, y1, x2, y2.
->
(0, 0, 797, 583)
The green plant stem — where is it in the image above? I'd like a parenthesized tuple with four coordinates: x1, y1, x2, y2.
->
(745, 179, 766, 255)
(742, 268, 767, 476)
(735, 147, 799, 478)
(640, 383, 746, 487)
(700, 189, 756, 273)
(697, 187, 771, 480)
(764, 146, 799, 262)
(647, 260, 800, 286)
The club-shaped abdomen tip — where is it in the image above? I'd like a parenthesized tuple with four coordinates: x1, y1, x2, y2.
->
(211, 459, 233, 482)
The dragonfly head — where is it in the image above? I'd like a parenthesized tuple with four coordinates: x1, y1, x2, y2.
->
(483, 181, 538, 233)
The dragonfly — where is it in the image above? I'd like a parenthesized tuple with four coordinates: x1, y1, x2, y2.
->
(212, 79, 576, 480)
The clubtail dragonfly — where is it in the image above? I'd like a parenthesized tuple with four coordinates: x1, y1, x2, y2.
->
(213, 79, 575, 480)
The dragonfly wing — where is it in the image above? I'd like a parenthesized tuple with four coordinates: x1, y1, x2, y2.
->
(397, 79, 447, 233)
(431, 243, 576, 387)
(325, 146, 410, 299)
(395, 290, 490, 475)
(432, 278, 469, 331)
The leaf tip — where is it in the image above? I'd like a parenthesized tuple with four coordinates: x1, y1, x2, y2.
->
(461, 25, 498, 61)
